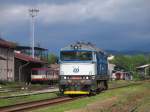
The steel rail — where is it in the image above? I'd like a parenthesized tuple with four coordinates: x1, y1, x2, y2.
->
(0, 96, 76, 112)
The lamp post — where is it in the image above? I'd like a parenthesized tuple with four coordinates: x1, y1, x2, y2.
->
(29, 8, 39, 58)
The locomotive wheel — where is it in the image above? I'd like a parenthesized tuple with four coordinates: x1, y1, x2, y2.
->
(104, 81, 108, 90)
(96, 81, 102, 94)
(89, 89, 96, 96)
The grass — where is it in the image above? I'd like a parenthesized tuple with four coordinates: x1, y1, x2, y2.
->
(0, 82, 49, 89)
(32, 81, 150, 112)
(0, 82, 51, 97)
(0, 92, 58, 107)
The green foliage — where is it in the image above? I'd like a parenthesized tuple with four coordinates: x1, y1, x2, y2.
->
(48, 53, 58, 64)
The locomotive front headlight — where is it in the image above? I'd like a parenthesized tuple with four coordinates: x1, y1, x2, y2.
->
(64, 76, 66, 79)
(86, 76, 89, 79)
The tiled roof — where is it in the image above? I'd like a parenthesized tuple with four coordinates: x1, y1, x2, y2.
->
(136, 64, 150, 69)
(15, 53, 47, 63)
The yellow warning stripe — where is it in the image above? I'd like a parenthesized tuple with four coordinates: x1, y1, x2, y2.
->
(64, 91, 89, 94)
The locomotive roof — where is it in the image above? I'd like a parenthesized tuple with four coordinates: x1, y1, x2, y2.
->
(61, 42, 106, 54)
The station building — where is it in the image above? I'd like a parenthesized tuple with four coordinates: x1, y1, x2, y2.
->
(0, 38, 48, 83)
(0, 38, 16, 82)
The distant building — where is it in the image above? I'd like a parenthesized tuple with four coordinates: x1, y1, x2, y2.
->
(136, 64, 150, 79)
(48, 64, 59, 82)
(108, 63, 115, 78)
(0, 38, 16, 82)
(111, 71, 133, 80)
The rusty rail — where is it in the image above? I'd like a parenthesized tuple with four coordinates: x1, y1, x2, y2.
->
(0, 96, 76, 112)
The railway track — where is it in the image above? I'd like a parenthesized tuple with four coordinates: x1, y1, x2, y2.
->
(0, 96, 82, 112)
(0, 82, 141, 112)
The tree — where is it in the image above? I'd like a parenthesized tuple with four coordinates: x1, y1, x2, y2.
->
(48, 53, 58, 64)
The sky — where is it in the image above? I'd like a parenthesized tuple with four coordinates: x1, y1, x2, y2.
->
(0, 0, 150, 53)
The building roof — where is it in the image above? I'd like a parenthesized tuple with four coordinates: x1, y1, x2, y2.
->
(0, 38, 16, 48)
(136, 64, 150, 69)
(31, 68, 49, 71)
(15, 53, 47, 63)
(16, 46, 48, 51)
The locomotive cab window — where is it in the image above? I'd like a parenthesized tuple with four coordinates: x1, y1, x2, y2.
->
(60, 51, 93, 61)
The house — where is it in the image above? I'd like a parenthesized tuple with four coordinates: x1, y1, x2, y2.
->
(0, 38, 16, 82)
(136, 64, 150, 79)
(111, 71, 133, 80)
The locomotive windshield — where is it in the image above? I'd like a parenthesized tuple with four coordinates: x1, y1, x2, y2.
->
(60, 51, 93, 61)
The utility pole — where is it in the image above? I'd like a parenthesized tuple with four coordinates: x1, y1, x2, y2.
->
(29, 8, 39, 58)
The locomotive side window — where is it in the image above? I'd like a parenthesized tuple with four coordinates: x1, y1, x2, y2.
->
(60, 51, 93, 61)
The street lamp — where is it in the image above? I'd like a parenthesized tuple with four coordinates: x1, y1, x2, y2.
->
(29, 8, 39, 58)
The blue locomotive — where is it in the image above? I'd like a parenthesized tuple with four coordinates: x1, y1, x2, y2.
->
(59, 42, 109, 95)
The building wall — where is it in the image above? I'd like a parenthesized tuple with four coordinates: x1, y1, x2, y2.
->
(108, 63, 115, 78)
(0, 47, 14, 81)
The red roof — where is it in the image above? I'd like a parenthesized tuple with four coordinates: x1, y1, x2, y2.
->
(15, 53, 47, 63)
(0, 38, 16, 48)
(31, 68, 49, 71)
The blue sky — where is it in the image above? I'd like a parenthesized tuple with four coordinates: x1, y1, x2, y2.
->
(0, 0, 150, 53)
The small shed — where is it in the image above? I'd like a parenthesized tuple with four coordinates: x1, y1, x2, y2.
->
(136, 64, 150, 79)
(15, 53, 48, 82)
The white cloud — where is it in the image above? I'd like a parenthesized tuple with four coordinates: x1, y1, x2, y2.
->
(0, 0, 149, 25)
